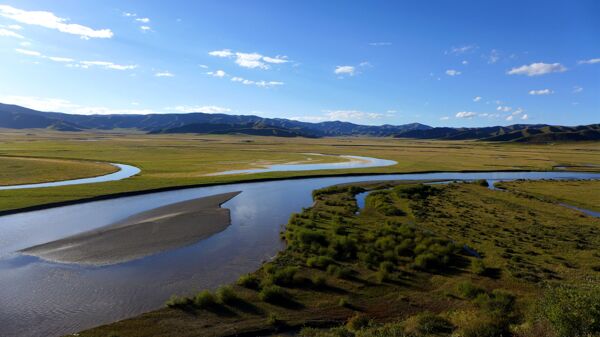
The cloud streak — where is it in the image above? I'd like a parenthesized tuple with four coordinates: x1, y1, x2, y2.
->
(0, 5, 113, 39)
(507, 62, 566, 76)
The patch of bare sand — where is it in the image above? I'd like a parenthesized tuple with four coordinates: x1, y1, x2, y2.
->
(21, 191, 241, 266)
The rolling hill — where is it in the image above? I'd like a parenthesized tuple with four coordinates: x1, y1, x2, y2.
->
(0, 103, 598, 141)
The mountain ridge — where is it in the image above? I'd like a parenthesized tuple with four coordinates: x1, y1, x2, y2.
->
(0, 103, 598, 142)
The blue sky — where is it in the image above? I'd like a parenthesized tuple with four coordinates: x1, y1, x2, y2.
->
(0, 0, 598, 127)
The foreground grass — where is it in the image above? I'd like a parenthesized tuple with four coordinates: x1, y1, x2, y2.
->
(0, 155, 117, 186)
(0, 129, 599, 212)
(497, 180, 600, 212)
(76, 181, 600, 337)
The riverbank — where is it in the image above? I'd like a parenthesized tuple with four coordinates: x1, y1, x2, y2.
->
(21, 191, 240, 266)
(1, 131, 598, 213)
(77, 180, 600, 337)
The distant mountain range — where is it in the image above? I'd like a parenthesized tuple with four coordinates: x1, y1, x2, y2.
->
(0, 103, 598, 142)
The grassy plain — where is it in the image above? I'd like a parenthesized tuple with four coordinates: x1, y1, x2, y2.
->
(497, 180, 600, 212)
(0, 156, 117, 186)
(78, 181, 600, 337)
(0, 129, 599, 212)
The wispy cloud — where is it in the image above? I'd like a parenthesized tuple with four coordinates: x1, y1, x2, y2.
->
(231, 76, 284, 88)
(445, 69, 461, 76)
(208, 49, 289, 69)
(573, 86, 583, 93)
(507, 62, 566, 76)
(14, 48, 137, 70)
(0, 95, 158, 114)
(455, 111, 477, 118)
(0, 5, 113, 39)
(446, 44, 476, 55)
(292, 110, 383, 123)
(487, 49, 500, 64)
(0, 27, 23, 38)
(334, 65, 355, 76)
(167, 105, 231, 113)
(155, 71, 174, 77)
(497, 105, 512, 112)
(369, 42, 392, 46)
(529, 89, 553, 95)
(207, 70, 226, 78)
(578, 58, 600, 65)
(473, 96, 482, 102)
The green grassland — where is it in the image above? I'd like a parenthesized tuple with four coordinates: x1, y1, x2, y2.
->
(497, 180, 600, 212)
(0, 129, 599, 212)
(0, 156, 117, 186)
(78, 181, 600, 337)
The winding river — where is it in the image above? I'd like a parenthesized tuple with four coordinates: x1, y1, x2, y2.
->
(1, 171, 600, 337)
(0, 163, 141, 190)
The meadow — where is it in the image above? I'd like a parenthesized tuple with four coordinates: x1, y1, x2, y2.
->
(0, 129, 599, 212)
(77, 180, 600, 337)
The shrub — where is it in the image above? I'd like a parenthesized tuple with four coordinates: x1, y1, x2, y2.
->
(379, 261, 394, 273)
(297, 229, 328, 247)
(476, 179, 489, 187)
(237, 274, 260, 289)
(194, 290, 217, 308)
(375, 270, 389, 283)
(270, 266, 299, 286)
(474, 290, 516, 317)
(456, 281, 485, 299)
(312, 274, 327, 287)
(539, 285, 600, 337)
(338, 297, 350, 308)
(329, 236, 358, 260)
(266, 312, 283, 326)
(415, 312, 454, 334)
(165, 295, 192, 309)
(346, 313, 371, 331)
(471, 259, 487, 275)
(307, 255, 333, 269)
(216, 286, 238, 304)
(259, 285, 290, 304)
(413, 252, 441, 270)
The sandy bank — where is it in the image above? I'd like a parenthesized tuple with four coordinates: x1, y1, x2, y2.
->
(21, 191, 241, 266)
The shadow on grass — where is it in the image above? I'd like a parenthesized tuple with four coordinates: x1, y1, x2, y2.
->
(227, 298, 264, 315)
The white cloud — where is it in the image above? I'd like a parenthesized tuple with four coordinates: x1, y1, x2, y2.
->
(79, 61, 137, 70)
(207, 70, 226, 78)
(140, 26, 151, 31)
(578, 58, 600, 65)
(507, 62, 567, 76)
(440, 116, 450, 120)
(209, 49, 234, 58)
(15, 48, 136, 70)
(0, 28, 23, 38)
(208, 49, 289, 70)
(230, 76, 283, 88)
(369, 42, 392, 46)
(506, 115, 514, 121)
(446, 45, 476, 55)
(15, 48, 41, 56)
(293, 110, 383, 123)
(334, 65, 355, 76)
(198, 64, 209, 69)
(473, 96, 482, 102)
(445, 69, 461, 76)
(573, 86, 583, 93)
(529, 89, 553, 95)
(487, 49, 500, 64)
(235, 52, 267, 69)
(123, 12, 136, 17)
(0, 5, 113, 39)
(521, 114, 528, 120)
(462, 60, 468, 65)
(497, 105, 512, 112)
(512, 108, 524, 115)
(47, 56, 74, 62)
(455, 111, 477, 118)
(155, 71, 174, 77)
(262, 55, 289, 64)
(135, 17, 150, 23)
(167, 105, 231, 114)
(0, 95, 78, 111)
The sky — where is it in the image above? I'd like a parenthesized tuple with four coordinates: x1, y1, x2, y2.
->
(0, 0, 598, 127)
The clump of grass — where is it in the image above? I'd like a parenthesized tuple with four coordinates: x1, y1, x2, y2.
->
(471, 259, 487, 275)
(216, 286, 238, 305)
(237, 274, 260, 289)
(268, 266, 300, 287)
(165, 295, 192, 310)
(306, 255, 333, 269)
(312, 274, 327, 287)
(266, 312, 283, 326)
(346, 313, 371, 331)
(457, 281, 485, 299)
(194, 290, 217, 308)
(259, 285, 290, 304)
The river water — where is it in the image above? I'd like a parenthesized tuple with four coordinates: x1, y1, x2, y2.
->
(1, 171, 599, 337)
